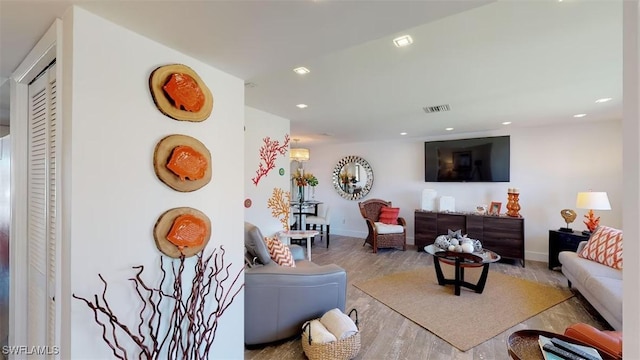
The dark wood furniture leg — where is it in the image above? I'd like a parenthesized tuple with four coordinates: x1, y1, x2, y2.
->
(475, 263, 490, 293)
(431, 255, 490, 296)
(454, 257, 462, 295)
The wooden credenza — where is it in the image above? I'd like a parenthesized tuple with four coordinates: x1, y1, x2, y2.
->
(415, 210, 525, 267)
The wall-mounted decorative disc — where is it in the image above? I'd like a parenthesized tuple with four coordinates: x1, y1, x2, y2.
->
(154, 207, 211, 258)
(279, 168, 285, 176)
(149, 64, 213, 122)
(244, 198, 252, 208)
(154, 134, 212, 192)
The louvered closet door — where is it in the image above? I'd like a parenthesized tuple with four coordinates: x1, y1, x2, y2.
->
(27, 62, 57, 353)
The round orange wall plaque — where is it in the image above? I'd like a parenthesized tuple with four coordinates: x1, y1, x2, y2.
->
(149, 64, 213, 122)
(153, 207, 211, 258)
(154, 134, 212, 192)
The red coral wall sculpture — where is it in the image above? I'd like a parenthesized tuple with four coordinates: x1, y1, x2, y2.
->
(251, 134, 290, 186)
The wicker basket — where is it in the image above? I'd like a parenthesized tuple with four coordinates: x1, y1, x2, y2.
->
(301, 309, 361, 360)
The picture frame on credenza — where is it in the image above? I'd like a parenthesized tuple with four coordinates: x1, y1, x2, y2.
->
(489, 202, 502, 216)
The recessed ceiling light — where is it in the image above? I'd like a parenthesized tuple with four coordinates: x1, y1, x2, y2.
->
(296, 104, 308, 109)
(400, 132, 407, 136)
(393, 35, 413, 48)
(293, 67, 310, 75)
(573, 114, 587, 118)
(595, 97, 612, 103)
(445, 127, 454, 131)
(502, 121, 512, 125)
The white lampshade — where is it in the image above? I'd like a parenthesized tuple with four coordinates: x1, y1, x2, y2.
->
(576, 192, 611, 210)
(290, 148, 310, 162)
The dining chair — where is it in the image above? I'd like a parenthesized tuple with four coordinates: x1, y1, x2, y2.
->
(305, 204, 331, 248)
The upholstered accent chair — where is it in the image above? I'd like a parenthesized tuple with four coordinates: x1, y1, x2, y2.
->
(358, 198, 407, 253)
(244, 222, 347, 346)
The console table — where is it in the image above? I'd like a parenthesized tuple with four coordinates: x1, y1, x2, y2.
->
(415, 210, 525, 267)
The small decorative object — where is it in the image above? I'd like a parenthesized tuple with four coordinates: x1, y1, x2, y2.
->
(559, 209, 577, 232)
(251, 134, 290, 186)
(154, 134, 212, 192)
(301, 308, 360, 360)
(149, 64, 214, 122)
(433, 231, 482, 253)
(438, 196, 455, 212)
(154, 207, 211, 258)
(489, 201, 502, 216)
(460, 242, 474, 253)
(472, 239, 483, 252)
(73, 247, 243, 359)
(434, 235, 451, 250)
(307, 174, 319, 200)
(244, 198, 252, 208)
(279, 168, 285, 176)
(267, 187, 291, 230)
(421, 189, 438, 211)
(292, 169, 318, 203)
(475, 204, 488, 215)
(506, 188, 521, 217)
(576, 191, 611, 234)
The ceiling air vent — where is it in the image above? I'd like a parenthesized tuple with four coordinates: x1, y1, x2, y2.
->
(423, 104, 451, 113)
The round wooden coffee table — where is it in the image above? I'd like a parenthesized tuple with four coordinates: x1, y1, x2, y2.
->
(424, 244, 501, 296)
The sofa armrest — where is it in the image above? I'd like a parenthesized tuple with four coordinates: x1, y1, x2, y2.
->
(244, 264, 347, 345)
(576, 240, 589, 254)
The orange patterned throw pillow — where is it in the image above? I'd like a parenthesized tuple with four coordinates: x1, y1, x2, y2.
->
(379, 207, 400, 225)
(264, 237, 296, 267)
(579, 226, 623, 270)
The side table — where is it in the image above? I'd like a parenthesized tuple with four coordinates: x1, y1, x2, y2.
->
(548, 230, 590, 270)
(278, 230, 319, 261)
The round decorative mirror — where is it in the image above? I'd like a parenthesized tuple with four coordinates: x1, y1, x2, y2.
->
(332, 156, 374, 200)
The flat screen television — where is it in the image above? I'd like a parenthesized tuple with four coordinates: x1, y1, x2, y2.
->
(424, 136, 510, 182)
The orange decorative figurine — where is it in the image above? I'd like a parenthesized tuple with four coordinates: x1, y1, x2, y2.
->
(583, 210, 601, 233)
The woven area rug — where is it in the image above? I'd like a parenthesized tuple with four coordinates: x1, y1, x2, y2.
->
(353, 266, 573, 351)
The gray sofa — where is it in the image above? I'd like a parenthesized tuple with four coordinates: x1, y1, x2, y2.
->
(558, 241, 622, 331)
(244, 222, 347, 345)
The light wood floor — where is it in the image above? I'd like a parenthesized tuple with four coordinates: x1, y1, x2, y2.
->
(244, 235, 611, 360)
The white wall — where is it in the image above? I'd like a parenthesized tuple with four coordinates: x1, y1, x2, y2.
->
(244, 106, 290, 236)
(65, 7, 244, 359)
(623, 1, 640, 358)
(306, 120, 622, 262)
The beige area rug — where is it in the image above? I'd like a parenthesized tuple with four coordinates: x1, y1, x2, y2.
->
(353, 266, 573, 352)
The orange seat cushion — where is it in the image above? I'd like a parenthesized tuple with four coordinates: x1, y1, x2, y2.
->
(564, 323, 622, 360)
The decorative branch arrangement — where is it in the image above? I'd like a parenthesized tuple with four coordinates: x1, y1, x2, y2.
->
(73, 246, 244, 360)
(251, 134, 290, 186)
(267, 187, 291, 230)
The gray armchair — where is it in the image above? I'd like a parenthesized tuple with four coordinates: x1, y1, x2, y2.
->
(244, 222, 347, 346)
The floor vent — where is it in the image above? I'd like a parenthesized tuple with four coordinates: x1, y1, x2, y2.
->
(423, 104, 451, 113)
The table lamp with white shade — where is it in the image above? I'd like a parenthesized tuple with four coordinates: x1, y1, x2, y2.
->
(576, 191, 611, 235)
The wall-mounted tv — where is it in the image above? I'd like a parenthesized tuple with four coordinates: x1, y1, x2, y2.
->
(425, 136, 510, 182)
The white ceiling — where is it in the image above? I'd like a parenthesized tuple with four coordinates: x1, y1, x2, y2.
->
(0, 1, 622, 145)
